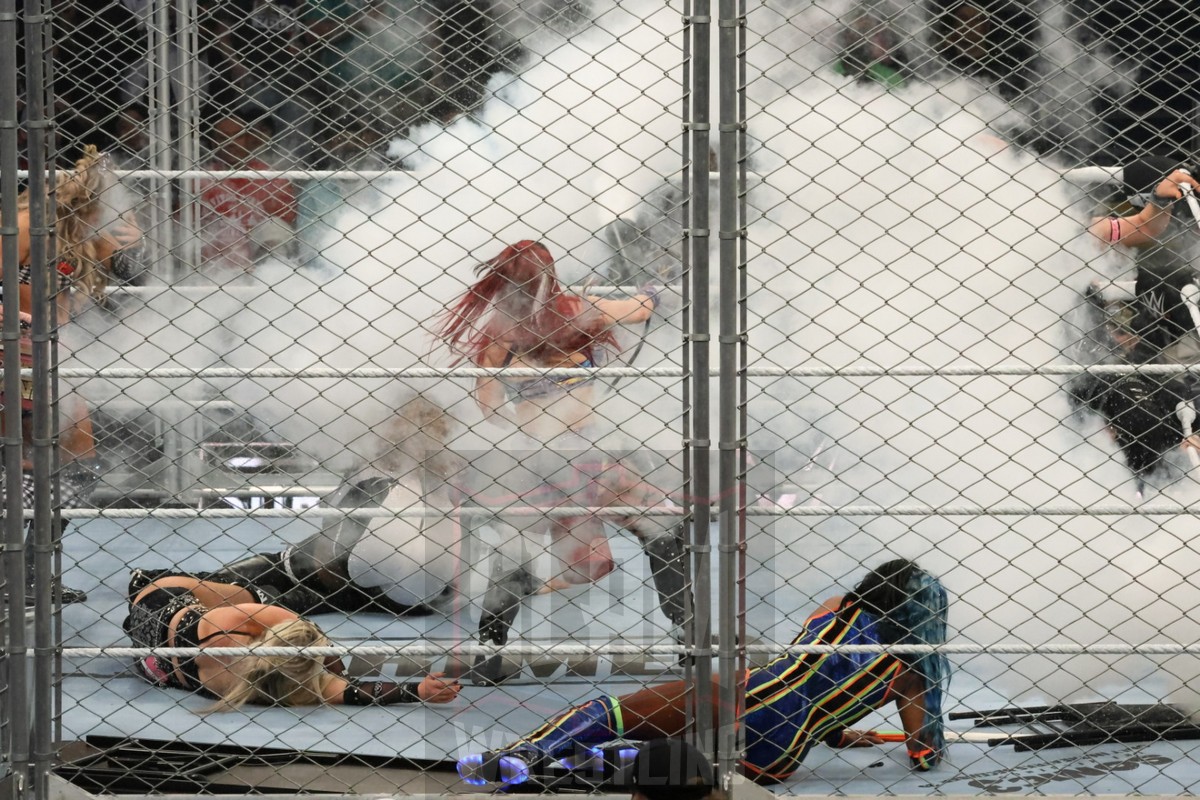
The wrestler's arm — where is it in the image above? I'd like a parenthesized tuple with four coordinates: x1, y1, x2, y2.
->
(1088, 169, 1200, 247)
(60, 393, 97, 463)
(474, 343, 516, 424)
(1, 211, 31, 327)
(589, 294, 657, 326)
(812, 595, 887, 748)
(322, 672, 462, 704)
(97, 217, 143, 255)
(16, 208, 30, 265)
(893, 669, 938, 769)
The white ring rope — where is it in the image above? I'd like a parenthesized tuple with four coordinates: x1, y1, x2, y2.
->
(62, 642, 1200, 659)
(104, 284, 645, 296)
(40, 502, 1200, 519)
(33, 168, 415, 181)
(28, 363, 1200, 379)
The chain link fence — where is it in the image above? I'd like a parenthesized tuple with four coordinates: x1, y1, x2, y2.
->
(2, 0, 1200, 796)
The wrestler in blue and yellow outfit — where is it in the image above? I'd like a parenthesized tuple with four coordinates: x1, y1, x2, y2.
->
(458, 558, 950, 787)
(741, 605, 906, 781)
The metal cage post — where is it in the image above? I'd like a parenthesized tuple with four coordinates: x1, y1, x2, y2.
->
(0, 0, 25, 792)
(24, 0, 56, 789)
(688, 0, 714, 756)
(715, 0, 742, 778)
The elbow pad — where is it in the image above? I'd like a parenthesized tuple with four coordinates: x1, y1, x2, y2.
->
(109, 247, 149, 283)
(343, 680, 422, 705)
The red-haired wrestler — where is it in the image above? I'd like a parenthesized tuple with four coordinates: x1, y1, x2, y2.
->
(433, 240, 683, 683)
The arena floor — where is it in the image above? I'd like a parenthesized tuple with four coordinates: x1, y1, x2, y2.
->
(53, 517, 1200, 796)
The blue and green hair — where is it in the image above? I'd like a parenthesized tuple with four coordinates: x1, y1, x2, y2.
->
(846, 558, 949, 755)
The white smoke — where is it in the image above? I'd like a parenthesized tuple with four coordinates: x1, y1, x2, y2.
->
(60, 0, 1200, 715)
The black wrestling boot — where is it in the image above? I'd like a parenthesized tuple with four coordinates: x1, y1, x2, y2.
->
(469, 565, 539, 686)
(208, 551, 291, 594)
(643, 524, 691, 640)
(126, 567, 175, 599)
(211, 548, 332, 614)
(25, 580, 87, 606)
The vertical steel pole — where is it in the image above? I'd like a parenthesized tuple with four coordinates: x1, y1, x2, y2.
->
(175, 0, 200, 275)
(679, 0, 696, 741)
(0, 0, 25, 791)
(150, 0, 174, 280)
(24, 0, 54, 790)
(150, 0, 188, 498)
(715, 0, 740, 779)
(42, 0, 62, 756)
(735, 0, 748, 760)
(689, 0, 713, 757)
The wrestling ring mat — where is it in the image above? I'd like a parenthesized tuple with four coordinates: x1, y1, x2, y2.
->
(52, 517, 1200, 795)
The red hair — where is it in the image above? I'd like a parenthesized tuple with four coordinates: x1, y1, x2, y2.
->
(434, 240, 617, 365)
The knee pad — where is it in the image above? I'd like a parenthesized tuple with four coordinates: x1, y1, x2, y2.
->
(347, 512, 461, 607)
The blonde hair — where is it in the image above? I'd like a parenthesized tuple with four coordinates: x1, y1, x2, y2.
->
(209, 619, 332, 712)
(17, 145, 115, 302)
(375, 394, 460, 479)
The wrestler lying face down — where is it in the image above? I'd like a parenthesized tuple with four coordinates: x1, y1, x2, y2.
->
(123, 573, 461, 708)
(458, 558, 949, 785)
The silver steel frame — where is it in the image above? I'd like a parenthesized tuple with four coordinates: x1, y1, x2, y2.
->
(0, 0, 26, 794)
(1, 0, 750, 793)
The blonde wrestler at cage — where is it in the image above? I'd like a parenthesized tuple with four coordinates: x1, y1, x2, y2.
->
(432, 240, 689, 683)
(123, 573, 462, 708)
(3, 145, 143, 601)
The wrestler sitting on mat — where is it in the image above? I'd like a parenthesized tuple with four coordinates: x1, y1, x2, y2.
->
(123, 572, 461, 708)
(459, 558, 948, 785)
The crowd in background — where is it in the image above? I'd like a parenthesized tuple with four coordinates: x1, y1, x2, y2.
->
(30, 0, 529, 273)
(50, 0, 509, 168)
(8, 0, 1198, 277)
(832, 0, 1200, 164)
(40, 0, 1200, 170)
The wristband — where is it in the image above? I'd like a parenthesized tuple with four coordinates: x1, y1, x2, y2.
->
(343, 680, 423, 705)
(639, 284, 663, 311)
(823, 729, 848, 748)
(1149, 193, 1178, 209)
(908, 747, 937, 771)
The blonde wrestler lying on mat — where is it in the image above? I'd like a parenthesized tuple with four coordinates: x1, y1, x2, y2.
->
(123, 574, 462, 709)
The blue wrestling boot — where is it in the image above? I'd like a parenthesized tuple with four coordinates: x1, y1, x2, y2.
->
(456, 749, 542, 786)
(456, 696, 625, 785)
